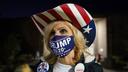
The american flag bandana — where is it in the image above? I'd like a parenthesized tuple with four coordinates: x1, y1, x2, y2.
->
(31, 3, 96, 47)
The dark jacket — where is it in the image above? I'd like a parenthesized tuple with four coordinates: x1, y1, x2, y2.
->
(33, 55, 103, 72)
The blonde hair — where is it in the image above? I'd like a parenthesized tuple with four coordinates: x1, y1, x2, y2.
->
(43, 20, 87, 64)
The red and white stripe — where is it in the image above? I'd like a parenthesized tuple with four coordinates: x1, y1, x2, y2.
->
(32, 3, 93, 36)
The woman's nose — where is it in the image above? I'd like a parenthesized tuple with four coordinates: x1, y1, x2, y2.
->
(55, 31, 61, 36)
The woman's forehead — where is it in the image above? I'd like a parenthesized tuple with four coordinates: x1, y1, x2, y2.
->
(52, 21, 71, 30)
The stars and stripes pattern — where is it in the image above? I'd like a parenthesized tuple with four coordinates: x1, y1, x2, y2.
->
(31, 3, 96, 47)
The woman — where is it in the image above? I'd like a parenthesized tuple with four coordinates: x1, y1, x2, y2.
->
(43, 20, 86, 71)
(32, 3, 103, 72)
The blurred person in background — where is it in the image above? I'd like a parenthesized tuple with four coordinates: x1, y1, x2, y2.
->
(14, 63, 33, 72)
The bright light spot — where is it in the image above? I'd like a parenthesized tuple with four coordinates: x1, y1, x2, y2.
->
(99, 48, 104, 52)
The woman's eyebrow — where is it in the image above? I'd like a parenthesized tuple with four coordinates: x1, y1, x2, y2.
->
(58, 27, 67, 30)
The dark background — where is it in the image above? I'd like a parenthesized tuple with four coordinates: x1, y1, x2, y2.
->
(0, 0, 128, 71)
(1, 0, 128, 18)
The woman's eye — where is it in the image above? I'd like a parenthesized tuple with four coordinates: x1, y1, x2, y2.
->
(60, 29, 67, 34)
